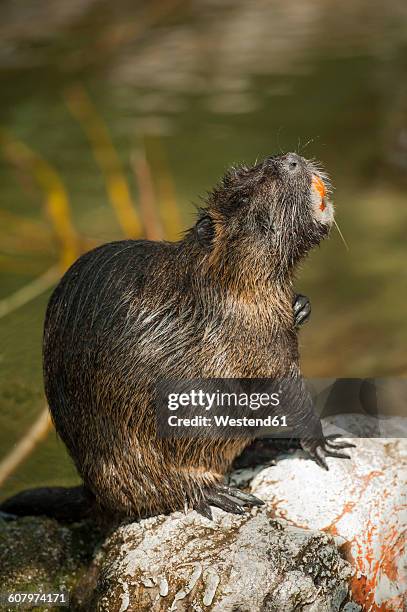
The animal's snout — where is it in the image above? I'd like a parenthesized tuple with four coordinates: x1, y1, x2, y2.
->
(263, 152, 307, 174)
(281, 152, 305, 172)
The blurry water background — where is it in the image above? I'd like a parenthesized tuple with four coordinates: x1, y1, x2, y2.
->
(0, 0, 406, 500)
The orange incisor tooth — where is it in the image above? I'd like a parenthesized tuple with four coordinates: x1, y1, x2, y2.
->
(312, 175, 327, 211)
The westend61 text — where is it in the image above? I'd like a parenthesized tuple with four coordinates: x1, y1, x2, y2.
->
(168, 415, 288, 427)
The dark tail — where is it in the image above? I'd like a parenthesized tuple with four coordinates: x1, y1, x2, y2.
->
(0, 485, 94, 522)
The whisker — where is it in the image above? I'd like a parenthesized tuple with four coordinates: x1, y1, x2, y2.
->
(276, 126, 284, 154)
(300, 136, 319, 152)
(333, 219, 349, 251)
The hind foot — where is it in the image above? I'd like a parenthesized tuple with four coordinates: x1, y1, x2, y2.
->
(293, 293, 311, 328)
(301, 434, 356, 470)
(194, 485, 264, 520)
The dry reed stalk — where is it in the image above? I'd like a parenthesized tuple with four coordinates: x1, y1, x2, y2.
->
(65, 86, 142, 238)
(0, 407, 52, 488)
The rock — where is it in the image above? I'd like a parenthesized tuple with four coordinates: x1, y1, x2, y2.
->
(0, 516, 102, 611)
(249, 415, 407, 611)
(87, 508, 354, 611)
(1, 415, 404, 611)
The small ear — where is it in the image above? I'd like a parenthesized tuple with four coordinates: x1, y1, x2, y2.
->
(195, 215, 215, 247)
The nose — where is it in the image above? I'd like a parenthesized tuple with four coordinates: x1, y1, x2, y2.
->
(281, 152, 303, 172)
(263, 152, 307, 174)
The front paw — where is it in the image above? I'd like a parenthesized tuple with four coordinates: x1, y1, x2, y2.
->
(293, 293, 311, 328)
(300, 435, 356, 470)
(194, 485, 264, 520)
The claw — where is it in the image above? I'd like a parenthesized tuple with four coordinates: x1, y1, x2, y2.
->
(194, 485, 264, 518)
(301, 434, 354, 471)
(293, 293, 311, 328)
(325, 449, 351, 460)
(205, 490, 246, 515)
(326, 439, 356, 450)
(224, 486, 264, 506)
(293, 293, 308, 313)
(195, 501, 213, 520)
(314, 447, 329, 471)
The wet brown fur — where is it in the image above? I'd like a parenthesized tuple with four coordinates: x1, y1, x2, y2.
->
(42, 153, 332, 519)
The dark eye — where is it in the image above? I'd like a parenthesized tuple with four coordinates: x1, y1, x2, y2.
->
(289, 161, 298, 170)
(195, 215, 215, 248)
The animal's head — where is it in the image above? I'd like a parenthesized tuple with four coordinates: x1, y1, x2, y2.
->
(195, 153, 334, 280)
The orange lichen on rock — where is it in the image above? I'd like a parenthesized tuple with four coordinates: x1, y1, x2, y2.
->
(250, 420, 407, 612)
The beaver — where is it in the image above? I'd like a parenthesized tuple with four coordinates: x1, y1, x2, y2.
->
(1, 152, 354, 522)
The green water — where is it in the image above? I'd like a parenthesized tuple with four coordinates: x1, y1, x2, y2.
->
(1, 0, 406, 500)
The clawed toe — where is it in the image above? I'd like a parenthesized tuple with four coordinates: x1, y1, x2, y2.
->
(223, 486, 264, 507)
(326, 438, 356, 450)
(293, 293, 311, 328)
(194, 500, 213, 520)
(313, 447, 329, 470)
(194, 485, 264, 519)
(301, 435, 355, 471)
(205, 489, 246, 515)
(324, 449, 351, 460)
